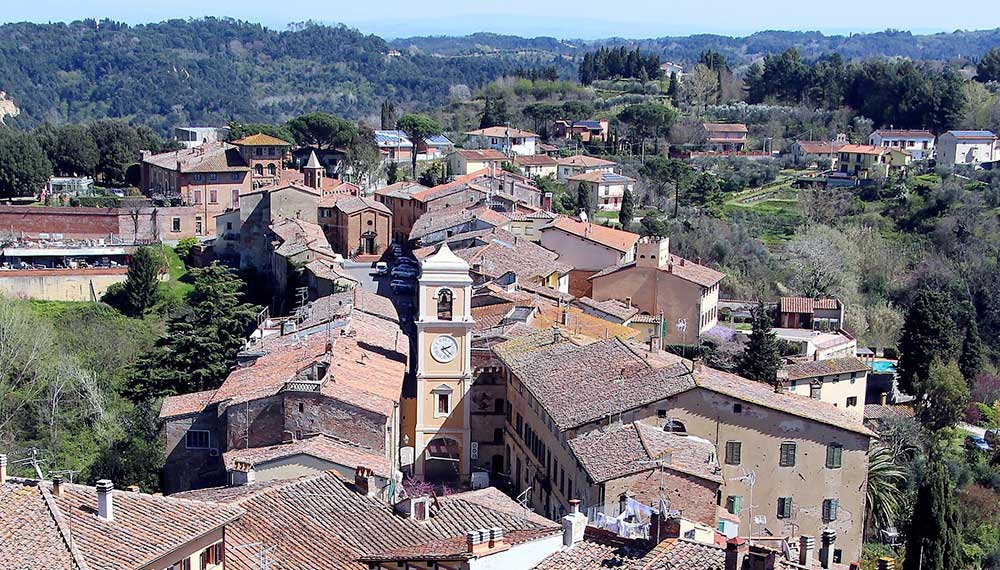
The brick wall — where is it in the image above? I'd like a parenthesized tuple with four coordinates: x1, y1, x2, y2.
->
(0, 205, 199, 243)
(608, 469, 719, 527)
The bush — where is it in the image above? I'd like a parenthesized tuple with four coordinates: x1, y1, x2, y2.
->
(883, 346, 899, 360)
(174, 238, 199, 262)
(101, 281, 127, 310)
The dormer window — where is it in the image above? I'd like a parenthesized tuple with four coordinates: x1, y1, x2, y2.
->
(437, 288, 454, 321)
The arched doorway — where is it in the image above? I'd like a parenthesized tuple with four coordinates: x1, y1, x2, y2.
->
(424, 437, 461, 483)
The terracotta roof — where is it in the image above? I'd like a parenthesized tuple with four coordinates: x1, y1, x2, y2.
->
(568, 422, 722, 484)
(374, 181, 430, 199)
(589, 256, 725, 288)
(334, 196, 392, 215)
(0, 479, 242, 570)
(305, 258, 359, 283)
(465, 126, 538, 138)
(540, 217, 639, 253)
(702, 123, 748, 133)
(782, 357, 868, 381)
(838, 144, 890, 156)
(159, 389, 217, 419)
(271, 218, 336, 259)
(409, 205, 507, 241)
(493, 333, 694, 430)
(515, 154, 558, 166)
(693, 366, 875, 437)
(568, 171, 636, 184)
(222, 433, 392, 478)
(637, 537, 726, 570)
(415, 227, 571, 283)
(142, 142, 249, 173)
(360, 528, 560, 562)
(556, 155, 618, 168)
(533, 527, 653, 569)
(864, 403, 915, 422)
(231, 132, 292, 146)
(454, 149, 506, 161)
(871, 129, 934, 139)
(177, 473, 556, 570)
(576, 297, 640, 321)
(410, 169, 491, 202)
(779, 297, 839, 313)
(795, 141, 847, 155)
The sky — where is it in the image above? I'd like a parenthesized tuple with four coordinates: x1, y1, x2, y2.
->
(2, 0, 995, 39)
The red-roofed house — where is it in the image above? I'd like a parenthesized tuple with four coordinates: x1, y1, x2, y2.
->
(464, 126, 539, 156)
(869, 129, 935, 160)
(589, 237, 724, 344)
(538, 216, 639, 297)
(837, 145, 911, 178)
(702, 123, 748, 152)
(449, 149, 506, 175)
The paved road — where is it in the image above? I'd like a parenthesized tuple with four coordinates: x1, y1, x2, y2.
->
(343, 260, 416, 321)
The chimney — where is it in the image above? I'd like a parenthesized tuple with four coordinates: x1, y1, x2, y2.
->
(96, 479, 114, 521)
(747, 545, 778, 570)
(819, 529, 837, 569)
(624, 296, 632, 308)
(552, 326, 562, 344)
(355, 466, 377, 498)
(466, 527, 510, 556)
(799, 535, 816, 567)
(560, 309, 570, 326)
(230, 461, 256, 487)
(725, 537, 749, 570)
(876, 557, 895, 570)
(0, 454, 6, 484)
(880, 392, 888, 406)
(52, 476, 64, 498)
(562, 499, 587, 547)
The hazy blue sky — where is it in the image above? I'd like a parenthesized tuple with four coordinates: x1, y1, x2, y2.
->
(2, 0, 993, 38)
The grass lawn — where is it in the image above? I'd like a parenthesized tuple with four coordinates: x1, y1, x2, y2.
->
(156, 245, 194, 301)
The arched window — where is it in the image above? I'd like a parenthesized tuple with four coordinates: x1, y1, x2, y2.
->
(437, 288, 454, 321)
(664, 419, 687, 433)
(267, 163, 277, 176)
(254, 164, 264, 176)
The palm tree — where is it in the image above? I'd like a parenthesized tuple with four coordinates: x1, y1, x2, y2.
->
(865, 444, 908, 535)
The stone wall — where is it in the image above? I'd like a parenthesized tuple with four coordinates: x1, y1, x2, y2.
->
(0, 268, 128, 301)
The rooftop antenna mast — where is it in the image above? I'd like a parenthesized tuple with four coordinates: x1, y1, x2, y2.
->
(734, 469, 758, 545)
(635, 456, 673, 544)
(515, 486, 532, 529)
(234, 541, 276, 570)
(11, 447, 45, 479)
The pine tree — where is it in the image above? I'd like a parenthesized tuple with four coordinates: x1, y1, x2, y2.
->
(121, 246, 164, 317)
(739, 302, 782, 385)
(127, 263, 259, 399)
(618, 187, 635, 229)
(903, 456, 962, 570)
(959, 319, 986, 384)
(897, 289, 959, 397)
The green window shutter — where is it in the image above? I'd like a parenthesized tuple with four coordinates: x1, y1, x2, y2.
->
(823, 498, 839, 521)
(780, 442, 796, 467)
(777, 497, 792, 518)
(727, 495, 743, 515)
(826, 444, 843, 468)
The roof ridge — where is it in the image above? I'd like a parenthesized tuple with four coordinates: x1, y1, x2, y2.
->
(39, 484, 91, 570)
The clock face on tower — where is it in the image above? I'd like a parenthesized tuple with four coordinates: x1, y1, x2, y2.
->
(430, 335, 459, 363)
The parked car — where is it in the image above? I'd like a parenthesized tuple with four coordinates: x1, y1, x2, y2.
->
(391, 266, 418, 279)
(375, 262, 389, 276)
(391, 280, 415, 294)
(966, 434, 991, 452)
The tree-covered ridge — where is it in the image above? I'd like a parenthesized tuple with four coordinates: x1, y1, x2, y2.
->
(0, 18, 522, 130)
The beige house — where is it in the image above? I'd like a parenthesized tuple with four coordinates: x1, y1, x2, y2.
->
(589, 237, 724, 345)
(514, 154, 559, 178)
(0, 461, 242, 570)
(449, 149, 506, 176)
(780, 357, 870, 420)
(556, 154, 618, 182)
(538, 216, 639, 298)
(567, 171, 636, 212)
(702, 123, 748, 152)
(494, 332, 875, 564)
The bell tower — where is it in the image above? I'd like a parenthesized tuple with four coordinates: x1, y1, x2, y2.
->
(414, 242, 474, 481)
(303, 150, 323, 189)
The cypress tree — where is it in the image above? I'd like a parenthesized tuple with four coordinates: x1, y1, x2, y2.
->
(618, 187, 635, 229)
(903, 457, 962, 570)
(897, 290, 959, 397)
(667, 72, 680, 107)
(121, 246, 164, 317)
(959, 319, 986, 385)
(739, 302, 782, 385)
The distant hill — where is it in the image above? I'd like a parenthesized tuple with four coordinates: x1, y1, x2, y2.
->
(0, 19, 997, 131)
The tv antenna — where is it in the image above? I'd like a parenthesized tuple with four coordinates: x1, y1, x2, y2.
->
(733, 469, 759, 545)
(516, 487, 532, 529)
(234, 541, 276, 570)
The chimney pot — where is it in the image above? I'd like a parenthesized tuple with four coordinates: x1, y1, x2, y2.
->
(726, 538, 749, 570)
(0, 454, 6, 484)
(52, 476, 64, 498)
(624, 296, 632, 308)
(819, 529, 837, 569)
(355, 466, 377, 498)
(562, 499, 587, 547)
(96, 479, 114, 521)
(799, 535, 816, 566)
(880, 392, 888, 406)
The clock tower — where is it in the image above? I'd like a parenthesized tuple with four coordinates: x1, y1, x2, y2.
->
(414, 242, 474, 481)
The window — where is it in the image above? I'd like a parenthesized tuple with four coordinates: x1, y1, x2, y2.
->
(657, 409, 667, 418)
(298, 402, 304, 413)
(493, 428, 504, 444)
(254, 164, 264, 175)
(255, 147, 263, 156)
(437, 288, 454, 320)
(432, 385, 453, 417)
(726, 495, 743, 515)
(226, 222, 232, 230)
(193, 189, 202, 204)
(209, 173, 218, 181)
(826, 443, 843, 469)
(231, 173, 240, 181)
(209, 189, 218, 204)
(779, 442, 796, 467)
(846, 396, 858, 407)
(777, 497, 792, 519)
(725, 441, 742, 465)
(732, 403, 743, 414)
(822, 498, 839, 522)
(185, 430, 210, 449)
(171, 217, 181, 232)
(268, 164, 277, 176)
(193, 174, 203, 182)
(203, 543, 223, 566)
(437, 394, 450, 415)
(810, 382, 822, 400)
